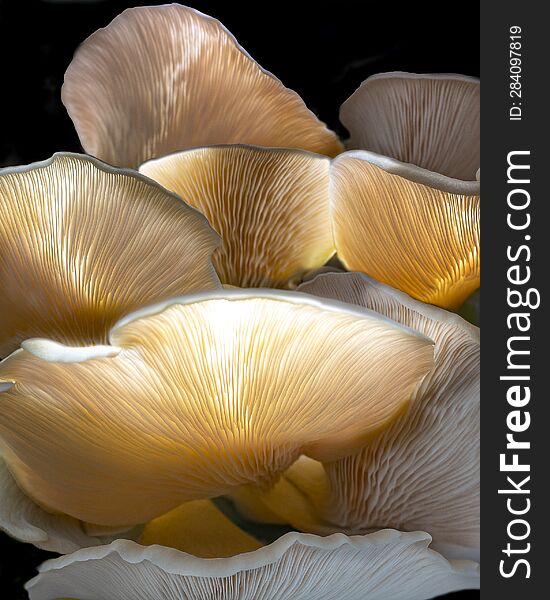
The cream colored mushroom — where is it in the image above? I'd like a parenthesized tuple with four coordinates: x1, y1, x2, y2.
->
(25, 530, 479, 600)
(62, 4, 343, 168)
(233, 273, 479, 561)
(330, 151, 480, 309)
(340, 72, 479, 180)
(0, 458, 101, 554)
(0, 290, 433, 527)
(140, 145, 334, 288)
(0, 153, 220, 358)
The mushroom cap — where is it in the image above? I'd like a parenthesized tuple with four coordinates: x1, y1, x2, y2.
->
(0, 289, 433, 526)
(330, 151, 480, 309)
(237, 273, 479, 561)
(340, 72, 480, 180)
(62, 4, 343, 168)
(0, 457, 101, 554)
(25, 531, 479, 600)
(0, 152, 220, 357)
(140, 145, 335, 288)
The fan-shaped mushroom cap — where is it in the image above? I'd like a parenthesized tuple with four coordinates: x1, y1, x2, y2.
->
(26, 531, 479, 600)
(0, 290, 433, 526)
(0, 153, 220, 358)
(62, 4, 343, 168)
(236, 273, 479, 561)
(140, 145, 334, 288)
(340, 72, 479, 180)
(330, 151, 480, 309)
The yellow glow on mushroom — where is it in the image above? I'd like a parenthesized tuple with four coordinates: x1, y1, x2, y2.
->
(235, 273, 480, 561)
(62, 4, 343, 168)
(0, 153, 220, 358)
(140, 145, 334, 288)
(0, 290, 433, 526)
(139, 500, 262, 558)
(330, 151, 480, 309)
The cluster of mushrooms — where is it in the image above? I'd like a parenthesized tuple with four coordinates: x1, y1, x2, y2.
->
(0, 4, 480, 599)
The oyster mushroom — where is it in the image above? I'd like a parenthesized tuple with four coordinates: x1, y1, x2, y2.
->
(330, 151, 480, 309)
(25, 528, 479, 600)
(340, 72, 479, 180)
(0, 153, 220, 358)
(234, 273, 479, 561)
(140, 145, 334, 288)
(0, 290, 433, 528)
(62, 4, 343, 168)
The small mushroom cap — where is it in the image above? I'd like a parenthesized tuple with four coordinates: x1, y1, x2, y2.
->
(239, 273, 479, 561)
(62, 4, 343, 168)
(340, 72, 480, 180)
(0, 153, 220, 357)
(330, 151, 480, 309)
(140, 145, 335, 288)
(0, 290, 433, 526)
(25, 531, 479, 600)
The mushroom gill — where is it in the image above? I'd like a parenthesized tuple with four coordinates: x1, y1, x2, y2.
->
(0, 153, 220, 358)
(0, 290, 432, 527)
(25, 531, 479, 600)
(140, 145, 334, 288)
(234, 273, 479, 561)
(340, 72, 479, 180)
(330, 151, 480, 309)
(62, 4, 343, 168)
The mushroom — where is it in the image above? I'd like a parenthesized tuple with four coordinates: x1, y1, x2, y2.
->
(330, 151, 480, 309)
(0, 289, 433, 528)
(0, 458, 98, 554)
(62, 4, 343, 168)
(233, 273, 479, 561)
(140, 145, 335, 288)
(25, 529, 479, 600)
(340, 72, 479, 180)
(0, 153, 220, 358)
(139, 500, 262, 558)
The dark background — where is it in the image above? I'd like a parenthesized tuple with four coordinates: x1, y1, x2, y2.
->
(0, 0, 480, 597)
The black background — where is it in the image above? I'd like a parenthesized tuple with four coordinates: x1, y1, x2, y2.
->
(0, 0, 480, 598)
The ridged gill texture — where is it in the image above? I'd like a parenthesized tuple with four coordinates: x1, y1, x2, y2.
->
(0, 153, 220, 358)
(340, 73, 479, 180)
(330, 151, 480, 309)
(25, 532, 479, 600)
(62, 4, 343, 168)
(0, 291, 433, 526)
(140, 145, 334, 288)
(236, 274, 479, 561)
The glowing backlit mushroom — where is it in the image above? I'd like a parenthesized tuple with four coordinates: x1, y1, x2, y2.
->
(330, 151, 480, 309)
(0, 290, 433, 527)
(62, 4, 343, 168)
(340, 72, 479, 180)
(234, 273, 479, 561)
(0, 153, 220, 358)
(140, 145, 334, 288)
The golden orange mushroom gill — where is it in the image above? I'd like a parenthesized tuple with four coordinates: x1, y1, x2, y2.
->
(0, 153, 220, 358)
(232, 273, 480, 562)
(0, 290, 433, 527)
(330, 151, 480, 310)
(140, 145, 335, 288)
